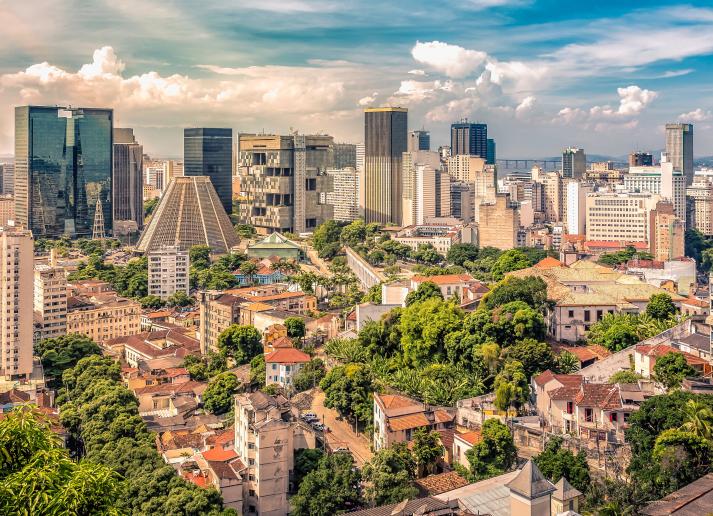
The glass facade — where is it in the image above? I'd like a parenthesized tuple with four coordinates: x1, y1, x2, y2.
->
(184, 128, 233, 213)
(15, 106, 113, 238)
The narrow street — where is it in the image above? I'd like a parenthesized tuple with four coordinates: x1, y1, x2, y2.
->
(309, 389, 373, 466)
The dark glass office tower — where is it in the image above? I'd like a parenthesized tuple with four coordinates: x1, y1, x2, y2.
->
(487, 138, 496, 165)
(450, 121, 487, 157)
(364, 107, 408, 225)
(184, 128, 233, 213)
(14, 106, 113, 238)
(113, 128, 144, 232)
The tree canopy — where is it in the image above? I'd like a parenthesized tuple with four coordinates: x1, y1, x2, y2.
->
(464, 419, 516, 480)
(291, 452, 362, 516)
(203, 372, 240, 415)
(362, 443, 417, 506)
(35, 334, 101, 389)
(405, 281, 444, 307)
(653, 352, 696, 391)
(533, 437, 590, 493)
(217, 324, 263, 364)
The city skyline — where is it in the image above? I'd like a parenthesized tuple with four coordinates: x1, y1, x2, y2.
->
(1, 2, 713, 158)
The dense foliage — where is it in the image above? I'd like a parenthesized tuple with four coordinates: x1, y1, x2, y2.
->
(291, 452, 362, 516)
(598, 246, 654, 266)
(533, 437, 590, 493)
(653, 351, 696, 391)
(293, 358, 326, 392)
(203, 372, 240, 415)
(588, 309, 685, 352)
(217, 324, 263, 364)
(463, 419, 516, 480)
(0, 406, 122, 515)
(35, 334, 102, 389)
(69, 255, 149, 298)
(57, 355, 234, 515)
(362, 443, 417, 505)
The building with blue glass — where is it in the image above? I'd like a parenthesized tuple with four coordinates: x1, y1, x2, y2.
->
(184, 128, 233, 213)
(14, 106, 113, 238)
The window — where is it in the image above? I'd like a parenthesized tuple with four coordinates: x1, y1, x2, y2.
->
(596, 310, 603, 321)
(566, 402, 573, 414)
(568, 309, 574, 318)
(305, 178, 317, 191)
(610, 412, 618, 423)
(585, 408, 593, 422)
(584, 311, 590, 322)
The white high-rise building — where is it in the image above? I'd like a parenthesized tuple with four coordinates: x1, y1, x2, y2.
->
(1, 227, 33, 380)
(402, 151, 442, 226)
(326, 167, 359, 222)
(565, 181, 593, 235)
(624, 158, 686, 223)
(34, 265, 68, 342)
(147, 246, 190, 300)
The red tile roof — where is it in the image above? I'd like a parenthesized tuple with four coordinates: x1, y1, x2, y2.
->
(682, 297, 709, 308)
(454, 430, 482, 446)
(534, 257, 563, 269)
(575, 383, 621, 410)
(414, 471, 470, 496)
(533, 370, 583, 388)
(264, 348, 311, 364)
(636, 344, 708, 365)
(376, 393, 423, 412)
(388, 413, 431, 431)
(201, 447, 238, 462)
(412, 274, 476, 285)
(270, 336, 294, 349)
(584, 240, 649, 250)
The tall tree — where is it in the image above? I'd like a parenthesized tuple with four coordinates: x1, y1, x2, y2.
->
(291, 452, 362, 516)
(362, 443, 417, 506)
(493, 360, 529, 413)
(464, 419, 516, 480)
(533, 437, 590, 493)
(404, 281, 444, 307)
(646, 293, 677, 320)
(411, 428, 443, 477)
(203, 372, 240, 415)
(217, 324, 262, 364)
(35, 334, 101, 389)
(653, 352, 696, 391)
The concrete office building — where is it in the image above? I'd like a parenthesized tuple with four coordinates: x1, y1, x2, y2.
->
(0, 162, 13, 195)
(585, 191, 660, 242)
(450, 182, 474, 223)
(479, 195, 520, 249)
(629, 152, 653, 167)
(451, 121, 487, 158)
(538, 171, 563, 223)
(562, 147, 586, 179)
(686, 178, 713, 235)
(0, 195, 14, 227)
(447, 156, 496, 199)
(33, 264, 67, 342)
(408, 130, 430, 152)
(624, 160, 686, 222)
(364, 107, 408, 225)
(15, 106, 113, 238)
(565, 181, 593, 235)
(333, 143, 357, 169)
(148, 246, 190, 300)
(184, 128, 233, 213)
(326, 167, 359, 222)
(238, 134, 334, 234)
(649, 201, 685, 261)
(113, 128, 144, 234)
(0, 227, 33, 380)
(136, 176, 239, 253)
(402, 151, 444, 226)
(665, 123, 694, 185)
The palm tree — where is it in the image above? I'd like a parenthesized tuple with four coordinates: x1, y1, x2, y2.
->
(239, 261, 259, 285)
(681, 399, 713, 441)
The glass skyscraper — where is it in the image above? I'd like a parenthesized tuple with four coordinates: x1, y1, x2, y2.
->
(14, 106, 113, 238)
(450, 121, 487, 158)
(184, 128, 233, 213)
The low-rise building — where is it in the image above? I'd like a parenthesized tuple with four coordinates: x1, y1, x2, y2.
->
(264, 348, 311, 389)
(373, 392, 455, 451)
(393, 224, 462, 256)
(66, 293, 141, 344)
(508, 258, 684, 343)
(116, 329, 201, 368)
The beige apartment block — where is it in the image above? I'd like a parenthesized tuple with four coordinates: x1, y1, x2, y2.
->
(478, 194, 520, 250)
(0, 228, 33, 380)
(198, 292, 241, 354)
(0, 194, 14, 227)
(649, 201, 685, 261)
(66, 295, 141, 344)
(33, 264, 67, 342)
(687, 178, 713, 235)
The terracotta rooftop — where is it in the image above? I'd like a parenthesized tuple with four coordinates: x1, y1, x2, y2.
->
(375, 393, 424, 415)
(264, 348, 310, 364)
(201, 447, 238, 462)
(574, 383, 621, 410)
(270, 336, 294, 349)
(533, 370, 584, 388)
(534, 256, 563, 269)
(454, 430, 482, 446)
(584, 240, 649, 249)
(641, 472, 713, 515)
(681, 297, 709, 308)
(415, 471, 470, 496)
(635, 344, 708, 365)
(388, 413, 431, 431)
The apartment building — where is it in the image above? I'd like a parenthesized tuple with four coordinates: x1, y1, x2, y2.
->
(265, 348, 311, 389)
(198, 292, 242, 354)
(402, 151, 450, 226)
(0, 194, 14, 227)
(0, 228, 33, 380)
(238, 134, 334, 234)
(148, 245, 190, 300)
(446, 155, 496, 199)
(649, 201, 685, 261)
(234, 392, 316, 515)
(585, 191, 660, 243)
(687, 177, 713, 235)
(66, 294, 141, 344)
(624, 160, 686, 221)
(33, 265, 67, 342)
(325, 167, 359, 222)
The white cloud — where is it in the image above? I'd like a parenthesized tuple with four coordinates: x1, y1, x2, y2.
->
(678, 108, 712, 122)
(555, 85, 657, 128)
(658, 69, 694, 79)
(515, 95, 536, 116)
(411, 41, 487, 78)
(408, 69, 426, 76)
(358, 92, 378, 106)
(389, 80, 454, 103)
(78, 46, 126, 78)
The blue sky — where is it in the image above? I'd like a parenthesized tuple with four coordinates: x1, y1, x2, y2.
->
(1, 0, 713, 157)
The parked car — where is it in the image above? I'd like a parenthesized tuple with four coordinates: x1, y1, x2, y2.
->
(333, 447, 349, 453)
(301, 413, 318, 422)
(311, 422, 326, 432)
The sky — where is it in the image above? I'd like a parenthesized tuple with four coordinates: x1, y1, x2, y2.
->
(1, 0, 713, 158)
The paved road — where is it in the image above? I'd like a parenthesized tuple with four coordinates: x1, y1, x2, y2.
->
(309, 389, 373, 467)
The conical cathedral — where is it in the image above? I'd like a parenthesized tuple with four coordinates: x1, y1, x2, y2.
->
(136, 176, 239, 253)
